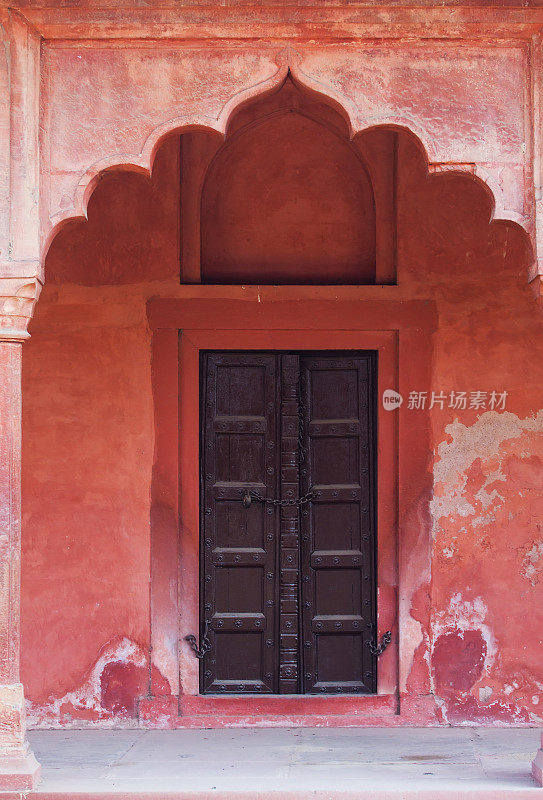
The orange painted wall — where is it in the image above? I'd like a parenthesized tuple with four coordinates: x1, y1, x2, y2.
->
(21, 323, 154, 717)
(20, 110, 543, 726)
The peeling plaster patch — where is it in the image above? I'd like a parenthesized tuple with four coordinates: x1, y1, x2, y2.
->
(437, 412, 543, 480)
(479, 686, 493, 703)
(399, 612, 425, 694)
(474, 469, 506, 510)
(433, 594, 497, 673)
(430, 410, 543, 534)
(521, 541, 543, 586)
(445, 695, 532, 725)
(27, 637, 148, 728)
(101, 661, 147, 716)
(434, 629, 487, 693)
(429, 413, 543, 724)
(470, 512, 498, 529)
(436, 594, 489, 634)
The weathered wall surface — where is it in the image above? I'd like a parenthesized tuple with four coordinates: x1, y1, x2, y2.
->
(19, 39, 543, 726)
(396, 135, 543, 725)
(21, 137, 181, 724)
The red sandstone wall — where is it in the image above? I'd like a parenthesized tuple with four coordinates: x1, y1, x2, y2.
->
(201, 79, 377, 284)
(21, 137, 181, 723)
(21, 322, 154, 719)
(395, 134, 543, 724)
(20, 88, 543, 728)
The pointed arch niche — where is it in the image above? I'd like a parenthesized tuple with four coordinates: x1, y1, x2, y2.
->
(181, 75, 396, 285)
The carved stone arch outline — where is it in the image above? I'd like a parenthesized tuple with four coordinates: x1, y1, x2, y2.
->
(40, 50, 425, 267)
(39, 48, 534, 287)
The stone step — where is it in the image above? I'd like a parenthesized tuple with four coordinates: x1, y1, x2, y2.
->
(22, 728, 542, 799)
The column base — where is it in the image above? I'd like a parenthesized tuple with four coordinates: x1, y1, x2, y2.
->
(0, 747, 40, 791)
(0, 685, 40, 790)
(532, 734, 543, 786)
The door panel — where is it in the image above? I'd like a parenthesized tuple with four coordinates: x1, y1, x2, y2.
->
(214, 501, 265, 549)
(200, 351, 376, 695)
(201, 353, 279, 693)
(300, 355, 376, 694)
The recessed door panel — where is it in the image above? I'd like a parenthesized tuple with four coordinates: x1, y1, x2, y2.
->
(312, 503, 361, 552)
(216, 364, 267, 416)
(214, 501, 265, 549)
(314, 569, 362, 616)
(310, 369, 359, 419)
(311, 437, 360, 485)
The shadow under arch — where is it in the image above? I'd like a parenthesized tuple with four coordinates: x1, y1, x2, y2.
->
(199, 74, 378, 284)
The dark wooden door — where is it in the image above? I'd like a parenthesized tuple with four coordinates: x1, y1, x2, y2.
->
(299, 355, 377, 693)
(200, 351, 376, 695)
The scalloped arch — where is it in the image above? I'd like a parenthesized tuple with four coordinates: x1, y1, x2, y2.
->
(41, 57, 519, 270)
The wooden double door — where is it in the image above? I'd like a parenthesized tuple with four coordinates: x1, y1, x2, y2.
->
(200, 351, 377, 695)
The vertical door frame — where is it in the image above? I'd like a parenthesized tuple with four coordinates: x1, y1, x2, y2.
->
(147, 292, 436, 722)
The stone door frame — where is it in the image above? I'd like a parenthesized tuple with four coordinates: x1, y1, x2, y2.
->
(144, 291, 436, 725)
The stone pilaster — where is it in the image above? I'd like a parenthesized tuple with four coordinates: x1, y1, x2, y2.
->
(531, 34, 543, 296)
(0, 319, 40, 789)
(0, 9, 43, 788)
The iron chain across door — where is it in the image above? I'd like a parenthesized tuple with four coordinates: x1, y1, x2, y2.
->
(199, 351, 377, 695)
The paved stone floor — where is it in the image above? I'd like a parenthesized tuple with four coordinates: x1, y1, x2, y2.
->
(28, 727, 542, 798)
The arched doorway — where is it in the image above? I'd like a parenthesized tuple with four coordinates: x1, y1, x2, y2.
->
(22, 76, 533, 725)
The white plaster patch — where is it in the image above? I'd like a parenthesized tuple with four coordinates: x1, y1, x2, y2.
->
(521, 541, 543, 587)
(435, 412, 543, 485)
(474, 468, 506, 510)
(479, 686, 493, 703)
(470, 512, 497, 528)
(399, 611, 425, 695)
(27, 637, 146, 728)
(430, 410, 543, 536)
